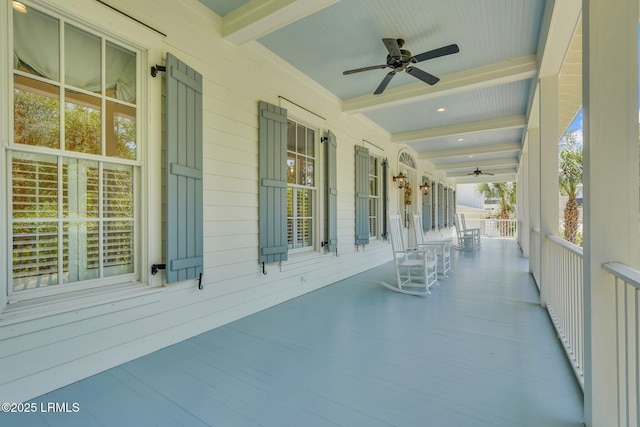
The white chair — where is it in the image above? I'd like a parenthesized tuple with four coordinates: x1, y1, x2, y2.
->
(412, 214, 451, 277)
(381, 215, 437, 296)
(453, 215, 477, 251)
(460, 213, 481, 248)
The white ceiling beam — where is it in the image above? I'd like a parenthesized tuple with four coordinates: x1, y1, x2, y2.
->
(393, 115, 526, 144)
(342, 55, 538, 114)
(223, 0, 340, 45)
(421, 142, 522, 160)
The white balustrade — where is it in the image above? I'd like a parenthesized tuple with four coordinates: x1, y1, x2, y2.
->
(602, 262, 640, 427)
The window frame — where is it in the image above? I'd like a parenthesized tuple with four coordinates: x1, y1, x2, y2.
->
(4, 2, 148, 304)
(368, 153, 382, 239)
(286, 117, 320, 255)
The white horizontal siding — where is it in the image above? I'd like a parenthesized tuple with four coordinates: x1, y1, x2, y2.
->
(0, 0, 429, 402)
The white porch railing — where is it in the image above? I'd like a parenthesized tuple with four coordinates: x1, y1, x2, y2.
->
(463, 218, 518, 238)
(602, 262, 640, 427)
(546, 234, 584, 389)
(530, 227, 541, 288)
(542, 235, 640, 425)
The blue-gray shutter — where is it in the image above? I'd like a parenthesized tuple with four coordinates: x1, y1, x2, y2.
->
(438, 183, 444, 229)
(325, 131, 338, 252)
(381, 159, 388, 239)
(165, 53, 203, 283)
(258, 101, 288, 263)
(431, 180, 436, 230)
(422, 176, 431, 232)
(354, 145, 369, 245)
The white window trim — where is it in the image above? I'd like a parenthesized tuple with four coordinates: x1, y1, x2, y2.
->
(368, 153, 382, 240)
(279, 98, 326, 257)
(1, 0, 160, 311)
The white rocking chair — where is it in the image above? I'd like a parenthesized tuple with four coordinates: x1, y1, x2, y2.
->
(412, 214, 451, 277)
(460, 213, 481, 248)
(453, 215, 477, 251)
(381, 215, 438, 296)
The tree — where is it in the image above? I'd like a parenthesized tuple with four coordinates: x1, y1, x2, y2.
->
(559, 131, 583, 244)
(476, 182, 516, 236)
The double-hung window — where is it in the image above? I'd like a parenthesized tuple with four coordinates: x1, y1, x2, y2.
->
(286, 119, 316, 251)
(9, 6, 140, 299)
(368, 155, 380, 238)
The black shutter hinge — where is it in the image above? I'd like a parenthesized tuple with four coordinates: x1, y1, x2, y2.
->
(150, 65, 166, 77)
(151, 263, 166, 275)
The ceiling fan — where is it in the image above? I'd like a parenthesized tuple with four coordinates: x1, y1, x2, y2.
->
(467, 167, 494, 177)
(342, 38, 459, 95)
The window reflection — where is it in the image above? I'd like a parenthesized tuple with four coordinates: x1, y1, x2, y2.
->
(65, 89, 101, 155)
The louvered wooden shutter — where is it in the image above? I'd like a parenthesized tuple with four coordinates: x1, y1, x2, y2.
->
(258, 101, 288, 263)
(165, 53, 203, 283)
(325, 131, 338, 252)
(354, 145, 369, 245)
(422, 176, 431, 232)
(438, 183, 444, 229)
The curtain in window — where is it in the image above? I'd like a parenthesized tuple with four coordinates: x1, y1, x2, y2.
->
(13, 9, 136, 103)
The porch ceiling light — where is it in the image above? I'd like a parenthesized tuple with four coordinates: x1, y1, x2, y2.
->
(419, 181, 430, 195)
(13, 1, 27, 13)
(393, 172, 406, 189)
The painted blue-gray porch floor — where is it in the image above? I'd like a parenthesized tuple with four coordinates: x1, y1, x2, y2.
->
(5, 239, 584, 426)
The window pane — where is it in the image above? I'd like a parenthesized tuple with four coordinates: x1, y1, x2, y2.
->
(13, 221, 59, 291)
(14, 75, 60, 149)
(369, 176, 377, 196)
(287, 188, 293, 217)
(296, 189, 312, 217)
(104, 164, 133, 218)
(106, 101, 136, 160)
(287, 155, 296, 184)
(296, 123, 305, 154)
(306, 128, 314, 156)
(63, 158, 99, 218)
(13, 7, 60, 81)
(297, 219, 312, 248)
(63, 221, 99, 283)
(287, 121, 295, 152)
(12, 152, 58, 219)
(65, 24, 101, 93)
(106, 41, 136, 103)
(103, 221, 134, 277)
(299, 157, 314, 186)
(287, 218, 294, 249)
(65, 90, 101, 155)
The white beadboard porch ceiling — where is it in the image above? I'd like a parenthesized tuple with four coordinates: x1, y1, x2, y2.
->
(199, 0, 579, 184)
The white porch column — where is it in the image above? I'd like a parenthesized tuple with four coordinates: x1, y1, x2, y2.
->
(539, 76, 560, 308)
(528, 127, 541, 284)
(582, 0, 639, 425)
(519, 139, 530, 258)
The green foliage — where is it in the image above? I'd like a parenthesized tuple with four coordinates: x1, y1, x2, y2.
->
(475, 182, 516, 219)
(559, 132, 583, 199)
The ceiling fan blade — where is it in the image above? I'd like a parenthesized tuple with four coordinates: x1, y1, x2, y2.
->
(382, 38, 402, 59)
(412, 44, 460, 63)
(343, 64, 388, 75)
(374, 71, 396, 95)
(406, 66, 439, 85)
